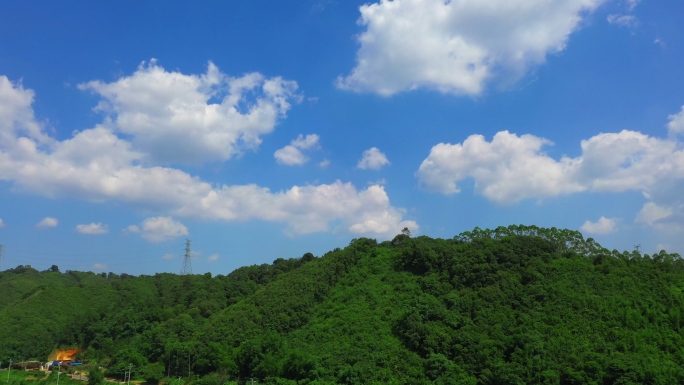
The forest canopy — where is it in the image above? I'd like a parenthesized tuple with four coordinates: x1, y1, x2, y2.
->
(1, 225, 683, 384)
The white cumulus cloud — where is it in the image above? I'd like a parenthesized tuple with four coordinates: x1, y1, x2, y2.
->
(128, 216, 189, 243)
(417, 129, 684, 204)
(338, 0, 604, 96)
(417, 107, 684, 252)
(417, 131, 584, 203)
(184, 182, 419, 237)
(580, 216, 617, 235)
(78, 60, 300, 165)
(358, 147, 390, 170)
(76, 222, 109, 235)
(636, 202, 673, 226)
(668, 105, 684, 136)
(0, 218, 4, 228)
(208, 254, 220, 262)
(274, 134, 320, 165)
(93, 263, 108, 270)
(0, 74, 416, 240)
(0, 76, 52, 145)
(635, 200, 684, 254)
(36, 217, 58, 228)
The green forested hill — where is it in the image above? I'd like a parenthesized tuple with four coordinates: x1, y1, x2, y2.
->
(2, 226, 684, 384)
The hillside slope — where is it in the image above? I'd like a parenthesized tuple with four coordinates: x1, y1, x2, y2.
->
(192, 229, 684, 384)
(2, 226, 684, 384)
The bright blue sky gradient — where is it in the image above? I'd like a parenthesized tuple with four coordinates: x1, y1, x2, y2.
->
(1, 0, 683, 275)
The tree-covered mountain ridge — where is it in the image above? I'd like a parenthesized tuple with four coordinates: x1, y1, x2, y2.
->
(1, 225, 683, 385)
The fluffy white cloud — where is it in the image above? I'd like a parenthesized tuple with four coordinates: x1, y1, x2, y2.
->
(79, 60, 299, 165)
(668, 105, 684, 135)
(417, 108, 684, 252)
(580, 216, 617, 235)
(274, 146, 307, 165)
(418, 129, 684, 204)
(577, 130, 684, 193)
(607, 14, 637, 27)
(636, 202, 673, 226)
(636, 200, 684, 253)
(93, 263, 108, 270)
(0, 218, 4, 228)
(76, 222, 109, 235)
(0, 75, 416, 240)
(338, 0, 604, 96)
(208, 254, 220, 262)
(36, 217, 58, 228)
(357, 147, 390, 170)
(180, 182, 418, 237)
(128, 216, 189, 243)
(292, 134, 320, 149)
(417, 131, 584, 203)
(274, 134, 320, 165)
(0, 76, 52, 146)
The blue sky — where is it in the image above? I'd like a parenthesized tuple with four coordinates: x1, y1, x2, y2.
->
(1, 0, 683, 275)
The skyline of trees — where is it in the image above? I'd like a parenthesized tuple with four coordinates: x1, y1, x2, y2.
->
(1, 225, 682, 384)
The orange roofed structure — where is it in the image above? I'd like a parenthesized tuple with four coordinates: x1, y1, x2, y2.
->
(48, 348, 79, 362)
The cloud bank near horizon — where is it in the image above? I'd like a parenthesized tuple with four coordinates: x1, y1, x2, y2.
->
(0, 64, 417, 240)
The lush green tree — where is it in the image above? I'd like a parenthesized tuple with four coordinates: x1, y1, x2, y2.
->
(140, 362, 164, 384)
(87, 366, 104, 385)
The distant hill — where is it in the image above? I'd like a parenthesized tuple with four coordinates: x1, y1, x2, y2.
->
(2, 225, 683, 384)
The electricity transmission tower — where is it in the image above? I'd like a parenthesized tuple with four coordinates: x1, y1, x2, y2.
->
(181, 239, 192, 275)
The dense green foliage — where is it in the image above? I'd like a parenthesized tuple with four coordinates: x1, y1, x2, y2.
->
(0, 367, 87, 385)
(87, 366, 104, 385)
(2, 226, 683, 384)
